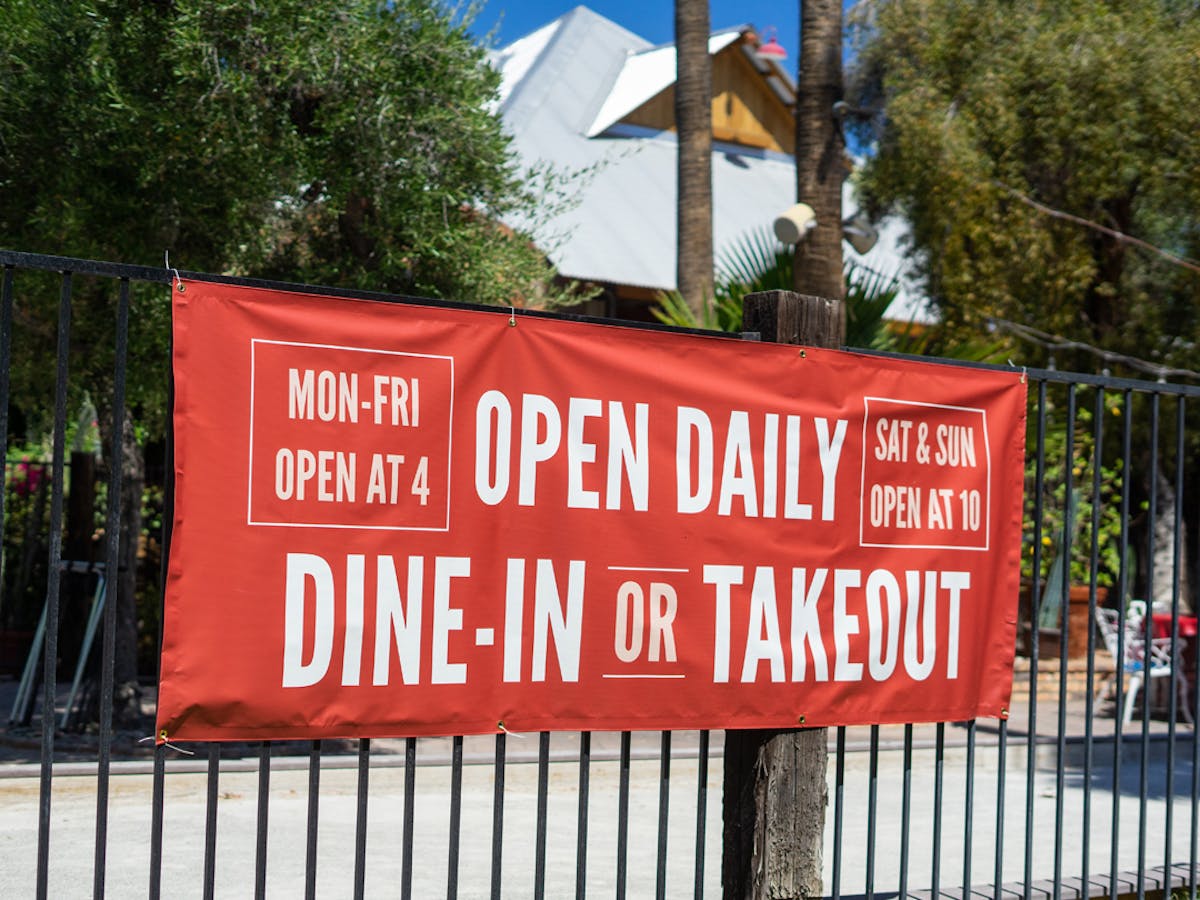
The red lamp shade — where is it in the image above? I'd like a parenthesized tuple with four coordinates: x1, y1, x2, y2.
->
(755, 30, 787, 63)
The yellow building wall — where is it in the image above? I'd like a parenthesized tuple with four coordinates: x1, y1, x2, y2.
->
(621, 41, 794, 154)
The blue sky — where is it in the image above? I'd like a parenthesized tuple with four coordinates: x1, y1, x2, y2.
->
(476, 1, 800, 49)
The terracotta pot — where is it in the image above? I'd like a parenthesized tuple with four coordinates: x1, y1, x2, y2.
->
(1018, 585, 1108, 659)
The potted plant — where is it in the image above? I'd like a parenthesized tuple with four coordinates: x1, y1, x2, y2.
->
(1020, 396, 1126, 658)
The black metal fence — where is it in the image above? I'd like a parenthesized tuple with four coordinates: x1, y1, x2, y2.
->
(0, 249, 1197, 899)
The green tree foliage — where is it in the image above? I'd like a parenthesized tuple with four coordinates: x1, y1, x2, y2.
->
(0, 0, 576, 434)
(0, 0, 568, 305)
(849, 0, 1200, 365)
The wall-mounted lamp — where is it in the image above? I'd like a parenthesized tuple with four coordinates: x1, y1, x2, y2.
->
(773, 204, 880, 256)
(842, 212, 879, 255)
(773, 203, 816, 244)
(832, 100, 878, 120)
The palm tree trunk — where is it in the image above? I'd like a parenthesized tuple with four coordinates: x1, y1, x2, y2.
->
(675, 0, 713, 318)
(794, 0, 846, 305)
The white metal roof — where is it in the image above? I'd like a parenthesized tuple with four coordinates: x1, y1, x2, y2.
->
(489, 5, 929, 323)
(492, 20, 563, 108)
(585, 30, 743, 138)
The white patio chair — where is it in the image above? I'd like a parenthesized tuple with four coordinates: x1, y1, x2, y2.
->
(1096, 603, 1193, 725)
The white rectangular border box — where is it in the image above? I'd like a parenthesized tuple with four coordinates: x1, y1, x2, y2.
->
(858, 396, 992, 551)
(246, 339, 454, 531)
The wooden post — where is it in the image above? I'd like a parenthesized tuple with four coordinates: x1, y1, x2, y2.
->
(65, 450, 96, 564)
(723, 289, 844, 900)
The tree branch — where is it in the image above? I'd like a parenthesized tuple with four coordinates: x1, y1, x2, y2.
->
(993, 181, 1200, 275)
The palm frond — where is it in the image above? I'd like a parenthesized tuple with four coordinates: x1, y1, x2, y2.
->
(653, 226, 926, 352)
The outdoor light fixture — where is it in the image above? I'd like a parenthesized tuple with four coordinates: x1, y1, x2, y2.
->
(773, 204, 881, 256)
(773, 203, 817, 244)
(755, 27, 788, 63)
(842, 212, 879, 255)
(832, 101, 878, 120)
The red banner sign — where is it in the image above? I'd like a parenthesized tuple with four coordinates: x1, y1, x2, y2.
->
(157, 281, 1027, 742)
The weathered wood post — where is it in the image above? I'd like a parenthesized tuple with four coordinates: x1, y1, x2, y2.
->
(65, 450, 96, 564)
(722, 288, 844, 899)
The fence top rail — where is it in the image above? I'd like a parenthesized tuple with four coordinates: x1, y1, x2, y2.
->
(850, 346, 1200, 399)
(0, 248, 727, 340)
(6, 248, 1198, 397)
(0, 249, 170, 284)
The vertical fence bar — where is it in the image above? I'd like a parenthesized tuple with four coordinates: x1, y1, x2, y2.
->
(899, 724, 913, 900)
(616, 731, 631, 900)
(693, 730, 708, 900)
(576, 731, 590, 900)
(1082, 387, 1105, 894)
(963, 719, 976, 895)
(0, 267, 11, 726)
(832, 726, 845, 900)
(1053, 384, 1077, 900)
(149, 744, 166, 899)
(402, 738, 416, 900)
(448, 735, 463, 900)
(535, 731, 550, 899)
(354, 738, 370, 900)
(0, 266, 11, 492)
(932, 721, 944, 900)
(492, 732, 507, 900)
(203, 744, 220, 900)
(152, 277, 175, 900)
(866, 725, 879, 900)
(35, 271, 72, 900)
(1138, 393, 1160, 900)
(1193, 485, 1200, 900)
(0, 268, 9, 713)
(91, 276, 128, 899)
(1025, 378, 1048, 900)
(305, 741, 321, 900)
(1111, 388, 1134, 899)
(1165, 396, 1186, 878)
(656, 731, 671, 900)
(994, 718, 1008, 900)
(1193, 522, 1200, 900)
(255, 742, 272, 900)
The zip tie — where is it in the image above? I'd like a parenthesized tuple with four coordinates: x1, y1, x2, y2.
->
(1007, 359, 1027, 383)
(508, 307, 517, 327)
(497, 721, 526, 738)
(139, 733, 196, 755)
(164, 250, 184, 293)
